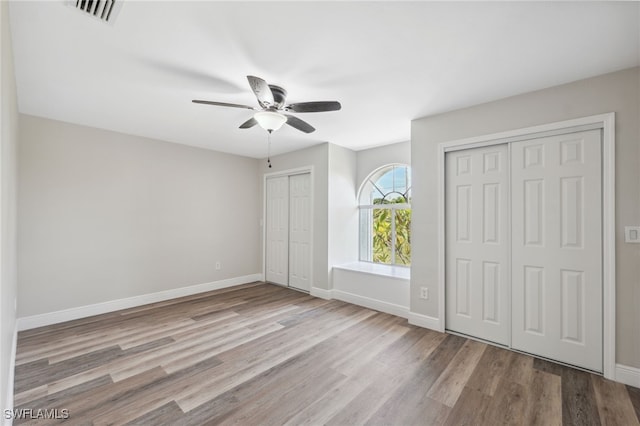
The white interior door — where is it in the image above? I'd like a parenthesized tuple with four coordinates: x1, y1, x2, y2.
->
(511, 130, 602, 372)
(288, 173, 311, 291)
(445, 144, 510, 346)
(265, 176, 289, 286)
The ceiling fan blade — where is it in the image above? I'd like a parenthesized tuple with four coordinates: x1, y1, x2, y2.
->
(192, 100, 256, 110)
(285, 115, 315, 134)
(247, 75, 274, 108)
(286, 101, 341, 113)
(239, 117, 258, 129)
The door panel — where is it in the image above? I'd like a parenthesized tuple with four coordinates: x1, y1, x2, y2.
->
(482, 261, 500, 322)
(446, 144, 510, 346)
(511, 129, 602, 372)
(288, 173, 311, 291)
(523, 266, 545, 335)
(265, 176, 289, 286)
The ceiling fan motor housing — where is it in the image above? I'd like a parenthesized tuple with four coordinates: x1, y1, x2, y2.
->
(192, 75, 339, 134)
(268, 85, 287, 109)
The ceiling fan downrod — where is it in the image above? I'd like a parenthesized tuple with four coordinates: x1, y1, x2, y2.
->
(267, 130, 272, 168)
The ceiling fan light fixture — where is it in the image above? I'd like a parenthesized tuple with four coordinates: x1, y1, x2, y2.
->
(254, 111, 287, 132)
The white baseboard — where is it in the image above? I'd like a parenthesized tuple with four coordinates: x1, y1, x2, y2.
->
(310, 286, 332, 300)
(17, 273, 262, 331)
(615, 363, 640, 388)
(331, 289, 409, 319)
(408, 311, 443, 332)
(4, 325, 17, 426)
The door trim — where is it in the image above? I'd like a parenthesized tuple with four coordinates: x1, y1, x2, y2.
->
(262, 166, 314, 290)
(437, 113, 615, 379)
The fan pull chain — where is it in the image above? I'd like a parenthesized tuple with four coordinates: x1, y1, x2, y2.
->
(267, 130, 272, 168)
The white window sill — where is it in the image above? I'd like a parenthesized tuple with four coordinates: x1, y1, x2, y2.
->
(333, 262, 410, 280)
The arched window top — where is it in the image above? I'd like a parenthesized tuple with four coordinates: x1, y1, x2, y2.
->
(358, 164, 411, 205)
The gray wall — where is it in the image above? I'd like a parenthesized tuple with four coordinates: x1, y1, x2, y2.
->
(328, 144, 358, 279)
(259, 143, 330, 289)
(1, 0, 19, 412)
(18, 115, 261, 317)
(411, 67, 640, 367)
(356, 141, 411, 190)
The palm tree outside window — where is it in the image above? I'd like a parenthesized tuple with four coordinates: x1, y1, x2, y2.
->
(358, 164, 411, 266)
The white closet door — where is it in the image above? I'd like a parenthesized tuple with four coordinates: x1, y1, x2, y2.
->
(288, 173, 311, 291)
(265, 176, 289, 286)
(446, 145, 510, 346)
(511, 130, 602, 372)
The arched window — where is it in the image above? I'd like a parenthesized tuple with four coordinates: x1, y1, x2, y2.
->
(358, 164, 411, 266)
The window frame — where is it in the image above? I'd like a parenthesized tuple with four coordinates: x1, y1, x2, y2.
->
(357, 164, 411, 267)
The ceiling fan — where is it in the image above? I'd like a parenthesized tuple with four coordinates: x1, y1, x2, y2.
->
(192, 75, 341, 134)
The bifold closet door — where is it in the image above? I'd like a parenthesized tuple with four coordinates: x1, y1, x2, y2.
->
(288, 173, 311, 291)
(445, 144, 510, 346)
(265, 176, 289, 286)
(511, 130, 602, 372)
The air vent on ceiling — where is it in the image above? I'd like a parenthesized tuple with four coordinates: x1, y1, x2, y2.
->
(67, 0, 122, 25)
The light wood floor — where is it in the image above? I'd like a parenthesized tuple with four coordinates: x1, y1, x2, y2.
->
(14, 282, 640, 425)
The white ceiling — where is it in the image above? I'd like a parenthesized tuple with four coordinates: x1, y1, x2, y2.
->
(8, 1, 640, 158)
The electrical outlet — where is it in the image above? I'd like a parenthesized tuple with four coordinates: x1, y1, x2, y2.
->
(215, 261, 221, 270)
(625, 226, 640, 243)
(420, 287, 429, 300)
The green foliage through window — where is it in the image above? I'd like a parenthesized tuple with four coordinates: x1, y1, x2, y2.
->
(359, 166, 411, 266)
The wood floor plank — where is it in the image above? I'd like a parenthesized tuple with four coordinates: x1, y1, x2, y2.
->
(360, 334, 465, 424)
(276, 298, 336, 328)
(177, 313, 399, 425)
(323, 328, 446, 426)
(43, 337, 175, 395)
(14, 375, 114, 423)
(125, 401, 185, 426)
(13, 385, 47, 408)
(176, 306, 377, 411)
(324, 363, 413, 426)
(289, 327, 444, 425)
(110, 321, 283, 381)
(504, 351, 534, 387)
(161, 322, 284, 374)
(426, 339, 486, 407)
(592, 374, 640, 426)
(482, 379, 528, 425)
(282, 359, 385, 426)
(533, 357, 566, 376)
(628, 385, 640, 423)
(13, 283, 635, 425)
(367, 395, 450, 426)
(16, 337, 174, 394)
(217, 367, 346, 426)
(38, 368, 168, 425)
(117, 310, 237, 349)
(561, 368, 602, 426)
(524, 369, 562, 426)
(177, 359, 345, 425)
(88, 357, 224, 425)
(443, 386, 491, 426)
(15, 282, 264, 345)
(331, 322, 409, 377)
(465, 344, 513, 396)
